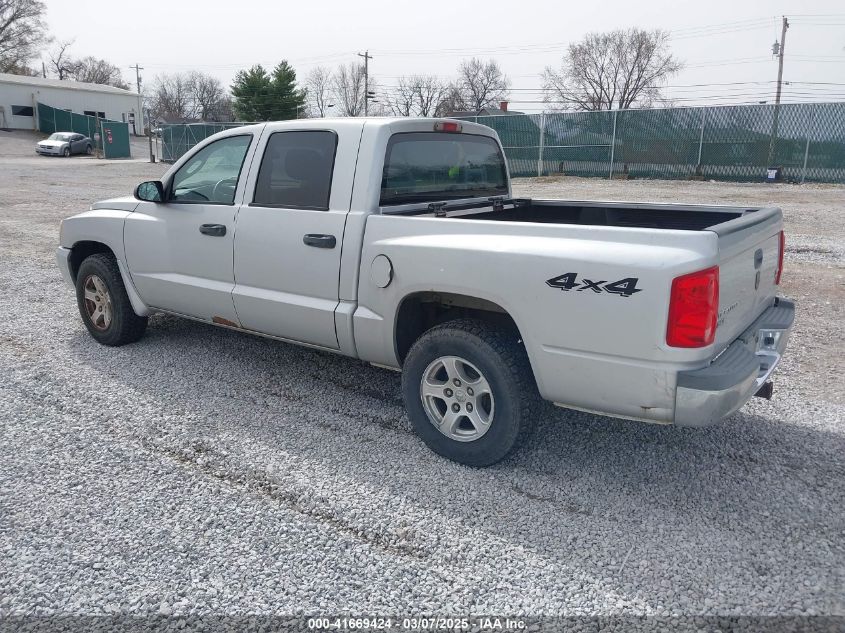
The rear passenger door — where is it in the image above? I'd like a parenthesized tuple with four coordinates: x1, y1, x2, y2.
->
(232, 124, 361, 349)
(71, 134, 85, 153)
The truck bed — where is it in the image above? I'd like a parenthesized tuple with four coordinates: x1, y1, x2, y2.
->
(414, 199, 757, 232)
(460, 200, 751, 231)
(379, 196, 783, 358)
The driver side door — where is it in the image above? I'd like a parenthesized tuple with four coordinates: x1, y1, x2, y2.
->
(124, 132, 258, 324)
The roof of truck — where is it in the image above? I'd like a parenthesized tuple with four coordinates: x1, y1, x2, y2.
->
(281, 116, 463, 125)
(217, 117, 496, 133)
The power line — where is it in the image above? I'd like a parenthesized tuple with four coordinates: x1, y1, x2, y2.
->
(668, 17, 773, 34)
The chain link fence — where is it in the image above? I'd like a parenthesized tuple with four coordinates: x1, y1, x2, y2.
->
(465, 102, 845, 183)
(159, 102, 845, 183)
(159, 123, 254, 162)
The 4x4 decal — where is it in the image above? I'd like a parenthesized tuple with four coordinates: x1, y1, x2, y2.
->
(546, 273, 642, 297)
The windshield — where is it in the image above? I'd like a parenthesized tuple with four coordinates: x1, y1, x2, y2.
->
(380, 132, 508, 206)
(48, 133, 73, 141)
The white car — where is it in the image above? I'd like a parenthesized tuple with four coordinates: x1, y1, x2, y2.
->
(37, 132, 92, 157)
(56, 118, 794, 466)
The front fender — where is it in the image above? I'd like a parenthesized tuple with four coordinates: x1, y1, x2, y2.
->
(58, 207, 152, 317)
(60, 208, 134, 256)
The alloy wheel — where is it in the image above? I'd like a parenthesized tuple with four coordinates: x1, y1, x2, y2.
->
(420, 355, 495, 442)
(82, 274, 113, 331)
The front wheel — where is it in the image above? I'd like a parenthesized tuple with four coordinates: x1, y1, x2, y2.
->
(75, 254, 147, 346)
(62, 146, 70, 157)
(401, 319, 540, 467)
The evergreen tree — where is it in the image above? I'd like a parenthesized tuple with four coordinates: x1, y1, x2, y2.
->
(269, 61, 306, 120)
(231, 61, 305, 121)
(231, 65, 270, 121)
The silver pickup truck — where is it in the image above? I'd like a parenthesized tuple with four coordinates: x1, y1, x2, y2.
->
(57, 118, 794, 466)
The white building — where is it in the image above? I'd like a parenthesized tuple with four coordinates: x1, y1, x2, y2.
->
(0, 73, 144, 135)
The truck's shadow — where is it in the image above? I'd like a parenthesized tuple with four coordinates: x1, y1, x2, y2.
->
(69, 313, 843, 578)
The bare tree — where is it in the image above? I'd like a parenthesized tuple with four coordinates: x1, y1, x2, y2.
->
(0, 0, 49, 74)
(148, 73, 192, 121)
(543, 28, 682, 111)
(385, 75, 449, 117)
(455, 58, 510, 112)
(70, 56, 129, 89)
(385, 76, 416, 117)
(332, 62, 366, 117)
(211, 95, 234, 122)
(3, 61, 38, 75)
(148, 71, 231, 121)
(49, 40, 78, 80)
(305, 66, 333, 117)
(413, 75, 449, 117)
(188, 71, 226, 120)
(48, 42, 130, 89)
(434, 84, 467, 117)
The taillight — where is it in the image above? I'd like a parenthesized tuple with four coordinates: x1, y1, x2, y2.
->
(666, 266, 719, 348)
(775, 230, 785, 285)
(434, 121, 462, 133)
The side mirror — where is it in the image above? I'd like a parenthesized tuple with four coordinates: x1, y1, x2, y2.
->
(134, 180, 165, 202)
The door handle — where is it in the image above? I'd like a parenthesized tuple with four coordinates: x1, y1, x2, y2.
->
(303, 234, 336, 249)
(199, 224, 226, 237)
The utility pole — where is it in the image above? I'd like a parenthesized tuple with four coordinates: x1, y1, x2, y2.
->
(768, 16, 789, 165)
(130, 63, 144, 136)
(357, 50, 372, 116)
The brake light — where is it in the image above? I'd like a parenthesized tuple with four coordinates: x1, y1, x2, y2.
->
(666, 266, 719, 348)
(434, 121, 462, 133)
(775, 230, 785, 285)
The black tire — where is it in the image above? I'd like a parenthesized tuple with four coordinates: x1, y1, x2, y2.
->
(62, 146, 70, 157)
(401, 319, 540, 467)
(85, 144, 93, 155)
(75, 253, 147, 346)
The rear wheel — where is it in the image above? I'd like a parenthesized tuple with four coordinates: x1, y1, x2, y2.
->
(75, 254, 147, 346)
(85, 144, 93, 155)
(401, 319, 540, 467)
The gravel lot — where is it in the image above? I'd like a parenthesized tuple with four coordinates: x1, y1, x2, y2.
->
(1, 129, 843, 627)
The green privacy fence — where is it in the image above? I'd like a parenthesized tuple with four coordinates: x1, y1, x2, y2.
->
(158, 102, 845, 183)
(36, 102, 131, 158)
(98, 121, 131, 159)
(463, 102, 845, 183)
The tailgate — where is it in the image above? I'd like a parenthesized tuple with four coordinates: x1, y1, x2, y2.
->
(712, 207, 783, 350)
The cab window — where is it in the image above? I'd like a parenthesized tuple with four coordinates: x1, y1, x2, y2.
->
(252, 131, 337, 210)
(170, 135, 252, 204)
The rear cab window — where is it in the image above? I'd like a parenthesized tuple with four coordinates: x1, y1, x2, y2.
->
(380, 132, 508, 206)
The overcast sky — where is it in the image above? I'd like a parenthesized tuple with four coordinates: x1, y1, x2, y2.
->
(39, 0, 845, 110)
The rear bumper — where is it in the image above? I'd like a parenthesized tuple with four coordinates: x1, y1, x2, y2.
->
(674, 298, 795, 427)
